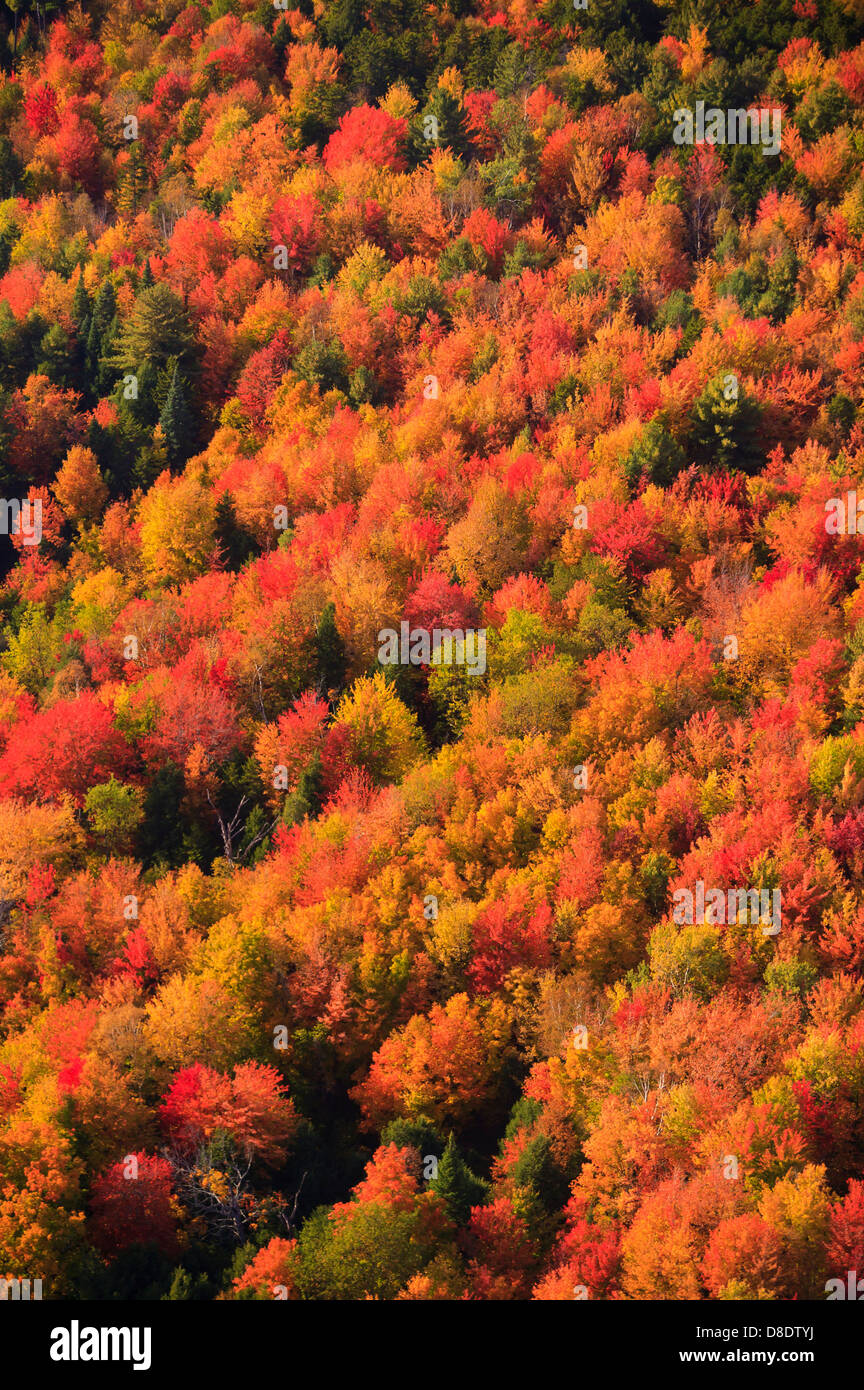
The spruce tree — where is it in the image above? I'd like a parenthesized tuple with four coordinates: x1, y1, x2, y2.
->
(159, 362, 194, 466)
(88, 279, 116, 350)
(87, 279, 118, 394)
(690, 372, 763, 475)
(431, 1135, 487, 1226)
(109, 282, 195, 375)
(410, 89, 475, 165)
(36, 323, 73, 387)
(315, 601, 347, 702)
(72, 278, 91, 337)
(71, 278, 91, 392)
(214, 492, 257, 570)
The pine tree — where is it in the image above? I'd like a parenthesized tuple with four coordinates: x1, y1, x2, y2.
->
(159, 362, 194, 466)
(125, 359, 159, 426)
(71, 279, 91, 393)
(132, 429, 169, 491)
(72, 278, 91, 337)
(315, 602, 347, 702)
(139, 763, 188, 871)
(381, 1117, 445, 1157)
(431, 1135, 487, 1226)
(690, 373, 763, 475)
(88, 280, 116, 352)
(109, 283, 195, 374)
(87, 279, 118, 395)
(409, 89, 475, 165)
(36, 323, 73, 388)
(214, 492, 257, 570)
(507, 1134, 569, 1218)
(282, 754, 324, 826)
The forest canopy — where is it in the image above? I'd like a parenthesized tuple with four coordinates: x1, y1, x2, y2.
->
(0, 0, 864, 1304)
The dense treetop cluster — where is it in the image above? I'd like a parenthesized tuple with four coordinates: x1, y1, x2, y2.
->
(2, 0, 864, 1300)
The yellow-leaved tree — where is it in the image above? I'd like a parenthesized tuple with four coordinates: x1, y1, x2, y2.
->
(333, 671, 426, 784)
(138, 469, 217, 586)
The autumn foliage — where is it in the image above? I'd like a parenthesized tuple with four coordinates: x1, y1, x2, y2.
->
(1, 0, 864, 1306)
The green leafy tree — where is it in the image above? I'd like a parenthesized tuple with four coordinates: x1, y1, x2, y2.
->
(84, 776, 144, 851)
(296, 1202, 439, 1300)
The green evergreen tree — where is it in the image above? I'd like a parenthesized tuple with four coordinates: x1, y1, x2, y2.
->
(109, 282, 196, 375)
(70, 278, 91, 390)
(624, 417, 686, 488)
(0, 135, 23, 201)
(72, 278, 91, 337)
(281, 753, 324, 826)
(430, 1135, 487, 1227)
(315, 601, 347, 701)
(162, 1268, 214, 1301)
(88, 279, 116, 353)
(214, 492, 257, 571)
(381, 1117, 444, 1157)
(507, 1134, 569, 1215)
(690, 372, 763, 475)
(36, 323, 73, 387)
(87, 279, 119, 395)
(409, 88, 475, 165)
(159, 361, 194, 466)
(139, 763, 188, 870)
